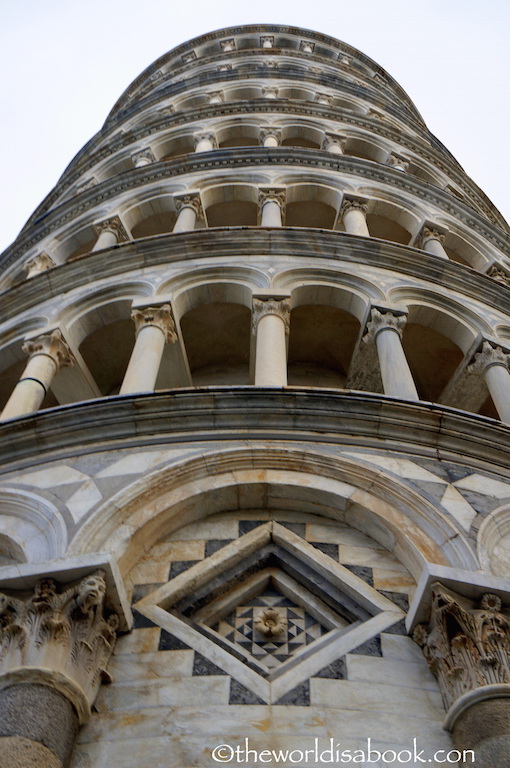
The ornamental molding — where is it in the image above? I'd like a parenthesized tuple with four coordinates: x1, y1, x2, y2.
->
(22, 329, 75, 370)
(413, 582, 510, 713)
(22, 99, 497, 236)
(0, 570, 118, 723)
(252, 297, 291, 335)
(11, 150, 505, 275)
(131, 304, 177, 343)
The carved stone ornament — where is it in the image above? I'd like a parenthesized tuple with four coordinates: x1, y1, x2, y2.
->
(93, 216, 129, 242)
(487, 265, 510, 287)
(260, 36, 274, 48)
(181, 50, 197, 63)
(208, 90, 224, 103)
(254, 608, 288, 637)
(22, 329, 75, 370)
(131, 148, 156, 167)
(217, 63, 233, 72)
(316, 93, 332, 105)
(364, 308, 407, 343)
(387, 153, 409, 172)
(220, 38, 236, 52)
(258, 187, 286, 210)
(193, 131, 218, 149)
(252, 298, 291, 335)
(413, 583, 510, 712)
(262, 86, 279, 98)
(174, 192, 204, 219)
(131, 304, 177, 343)
(23, 252, 56, 278)
(340, 197, 369, 217)
(417, 225, 446, 249)
(259, 127, 282, 145)
(322, 133, 346, 151)
(0, 570, 118, 723)
(299, 41, 315, 53)
(468, 341, 510, 375)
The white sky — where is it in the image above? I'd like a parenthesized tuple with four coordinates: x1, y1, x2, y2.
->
(0, 0, 508, 254)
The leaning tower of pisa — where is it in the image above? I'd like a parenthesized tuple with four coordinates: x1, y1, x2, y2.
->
(1, 24, 510, 768)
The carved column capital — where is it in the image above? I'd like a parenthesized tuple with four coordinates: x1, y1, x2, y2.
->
(487, 265, 510, 287)
(131, 304, 177, 343)
(0, 570, 119, 723)
(260, 36, 274, 48)
(174, 191, 204, 219)
(217, 63, 233, 72)
(340, 196, 369, 217)
(322, 133, 346, 152)
(220, 38, 236, 52)
(260, 127, 282, 145)
(316, 92, 333, 105)
(258, 186, 286, 210)
(208, 90, 224, 104)
(252, 298, 291, 335)
(23, 252, 56, 278)
(468, 341, 510, 374)
(364, 308, 407, 342)
(299, 41, 315, 53)
(413, 582, 510, 713)
(193, 131, 218, 149)
(22, 330, 75, 370)
(417, 225, 446, 248)
(93, 216, 129, 243)
(131, 148, 156, 167)
(262, 86, 279, 98)
(387, 153, 409, 172)
(182, 50, 196, 63)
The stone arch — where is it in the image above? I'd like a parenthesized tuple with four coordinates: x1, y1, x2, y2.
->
(285, 183, 342, 228)
(0, 488, 67, 563)
(201, 183, 259, 226)
(69, 446, 478, 579)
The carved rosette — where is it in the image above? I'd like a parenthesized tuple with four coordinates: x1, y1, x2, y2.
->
(252, 298, 291, 336)
(467, 341, 510, 375)
(22, 329, 75, 370)
(364, 308, 407, 343)
(174, 192, 204, 220)
(93, 216, 129, 243)
(0, 571, 118, 723)
(23, 252, 56, 278)
(131, 304, 177, 344)
(413, 583, 510, 712)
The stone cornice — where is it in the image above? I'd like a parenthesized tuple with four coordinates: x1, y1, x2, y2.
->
(107, 25, 418, 122)
(5, 150, 508, 272)
(0, 389, 509, 476)
(22, 102, 500, 233)
(1, 230, 510, 335)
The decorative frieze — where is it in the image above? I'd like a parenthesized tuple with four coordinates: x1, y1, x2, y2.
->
(0, 570, 118, 722)
(414, 583, 510, 712)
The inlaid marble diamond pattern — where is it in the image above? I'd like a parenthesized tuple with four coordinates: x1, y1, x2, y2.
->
(214, 586, 328, 670)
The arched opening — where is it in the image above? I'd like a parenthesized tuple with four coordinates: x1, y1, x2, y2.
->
(126, 196, 178, 239)
(402, 322, 464, 402)
(203, 186, 258, 227)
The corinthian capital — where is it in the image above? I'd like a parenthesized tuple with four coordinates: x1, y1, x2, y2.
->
(340, 196, 369, 217)
(131, 304, 177, 343)
(322, 133, 346, 151)
(0, 570, 119, 723)
(93, 216, 129, 242)
(487, 265, 510, 287)
(252, 298, 291, 335)
(23, 251, 56, 278)
(260, 127, 282, 145)
(417, 225, 446, 249)
(364, 308, 407, 342)
(413, 583, 510, 713)
(131, 148, 156, 167)
(258, 186, 286, 209)
(174, 191, 204, 219)
(387, 153, 409, 172)
(468, 341, 510, 374)
(22, 329, 75, 370)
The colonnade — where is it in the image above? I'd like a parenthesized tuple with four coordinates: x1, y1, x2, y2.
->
(2, 302, 510, 424)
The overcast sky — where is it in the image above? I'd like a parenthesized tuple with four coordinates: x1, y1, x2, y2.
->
(0, 0, 508, 254)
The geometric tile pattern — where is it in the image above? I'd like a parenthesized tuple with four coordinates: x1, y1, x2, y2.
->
(213, 585, 328, 670)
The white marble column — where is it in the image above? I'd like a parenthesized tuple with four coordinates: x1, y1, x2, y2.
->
(23, 252, 56, 279)
(468, 341, 510, 424)
(92, 217, 128, 252)
(194, 132, 217, 153)
(260, 128, 281, 148)
(173, 192, 203, 232)
(252, 298, 291, 386)
(418, 226, 449, 260)
(364, 309, 419, 401)
(387, 153, 409, 172)
(340, 198, 370, 237)
(131, 148, 155, 168)
(322, 133, 346, 155)
(259, 187, 285, 227)
(1, 330, 75, 421)
(120, 305, 176, 395)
